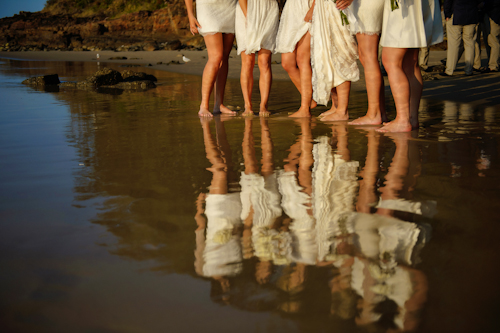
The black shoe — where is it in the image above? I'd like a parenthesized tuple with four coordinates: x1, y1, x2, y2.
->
(473, 67, 483, 73)
(439, 72, 451, 77)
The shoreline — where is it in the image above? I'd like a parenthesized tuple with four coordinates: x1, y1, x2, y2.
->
(2, 49, 500, 105)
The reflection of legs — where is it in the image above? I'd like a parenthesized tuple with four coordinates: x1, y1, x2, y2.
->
(240, 52, 256, 115)
(296, 119, 314, 196)
(377, 133, 410, 216)
(349, 33, 387, 125)
(331, 123, 350, 161)
(201, 119, 228, 194)
(330, 258, 356, 320)
(321, 82, 351, 121)
(356, 130, 380, 213)
(260, 117, 274, 176)
(378, 47, 413, 133)
(258, 49, 273, 116)
(290, 33, 313, 118)
(214, 33, 237, 115)
(242, 118, 258, 174)
(214, 117, 236, 184)
(200, 33, 225, 117)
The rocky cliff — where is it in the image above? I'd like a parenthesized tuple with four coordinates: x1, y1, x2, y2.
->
(0, 1, 204, 52)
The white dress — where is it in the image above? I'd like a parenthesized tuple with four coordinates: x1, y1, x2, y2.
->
(196, 0, 237, 36)
(349, 0, 385, 35)
(311, 0, 360, 106)
(235, 0, 280, 55)
(380, 0, 444, 48)
(275, 0, 314, 54)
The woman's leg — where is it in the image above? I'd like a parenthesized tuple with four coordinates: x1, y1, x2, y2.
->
(290, 32, 313, 118)
(349, 33, 387, 125)
(200, 33, 225, 117)
(281, 50, 301, 92)
(214, 33, 237, 115)
(257, 49, 273, 116)
(240, 51, 256, 115)
(377, 47, 412, 133)
(320, 81, 351, 121)
(404, 48, 422, 129)
(282, 48, 317, 110)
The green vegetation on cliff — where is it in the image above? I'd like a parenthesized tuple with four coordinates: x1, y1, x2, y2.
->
(44, 0, 175, 17)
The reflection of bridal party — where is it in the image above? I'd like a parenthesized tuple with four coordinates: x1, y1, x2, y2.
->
(184, 0, 445, 132)
(194, 117, 435, 330)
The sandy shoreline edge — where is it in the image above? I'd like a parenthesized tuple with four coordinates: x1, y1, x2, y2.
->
(1, 49, 499, 106)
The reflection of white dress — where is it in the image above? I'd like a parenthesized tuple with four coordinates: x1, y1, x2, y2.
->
(312, 137, 359, 262)
(202, 193, 243, 277)
(380, 0, 443, 48)
(345, 212, 424, 266)
(278, 171, 317, 265)
(196, 0, 237, 36)
(275, 0, 313, 53)
(240, 172, 289, 263)
(235, 0, 280, 55)
(311, 0, 359, 105)
(349, 0, 385, 35)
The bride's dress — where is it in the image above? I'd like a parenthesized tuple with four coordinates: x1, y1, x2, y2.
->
(311, 0, 360, 106)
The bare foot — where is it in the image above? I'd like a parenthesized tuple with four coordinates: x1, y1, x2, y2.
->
(318, 108, 336, 118)
(198, 106, 213, 117)
(376, 120, 412, 133)
(259, 108, 271, 117)
(242, 109, 255, 117)
(289, 106, 311, 118)
(320, 111, 349, 122)
(310, 100, 317, 109)
(348, 114, 382, 125)
(215, 104, 237, 116)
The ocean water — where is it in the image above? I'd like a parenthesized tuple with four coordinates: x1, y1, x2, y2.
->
(1, 58, 500, 333)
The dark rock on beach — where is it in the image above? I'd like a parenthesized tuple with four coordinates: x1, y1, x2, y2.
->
(78, 67, 123, 87)
(22, 74, 61, 86)
(23, 68, 156, 93)
(121, 70, 157, 82)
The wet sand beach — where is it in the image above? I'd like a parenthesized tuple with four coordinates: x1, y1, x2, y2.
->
(1, 51, 500, 333)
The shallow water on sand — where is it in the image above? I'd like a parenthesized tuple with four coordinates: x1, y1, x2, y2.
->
(1, 58, 500, 333)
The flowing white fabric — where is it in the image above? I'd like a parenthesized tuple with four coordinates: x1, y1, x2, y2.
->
(196, 0, 237, 36)
(202, 193, 243, 277)
(312, 137, 359, 262)
(349, 0, 385, 35)
(240, 172, 282, 228)
(275, 0, 314, 54)
(278, 170, 317, 265)
(311, 0, 360, 106)
(380, 0, 443, 48)
(235, 0, 280, 55)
